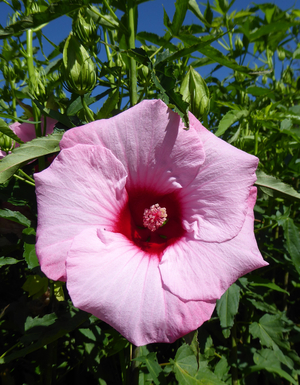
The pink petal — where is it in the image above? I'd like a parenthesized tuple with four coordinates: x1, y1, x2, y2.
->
(66, 227, 216, 346)
(11, 117, 56, 144)
(159, 187, 268, 301)
(180, 112, 259, 242)
(34, 144, 128, 281)
(0, 150, 6, 159)
(60, 100, 205, 192)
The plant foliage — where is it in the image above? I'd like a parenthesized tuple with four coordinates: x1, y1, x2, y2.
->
(0, 0, 300, 384)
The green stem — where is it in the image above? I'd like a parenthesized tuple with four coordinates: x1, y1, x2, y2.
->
(81, 95, 94, 122)
(14, 174, 35, 187)
(26, 28, 42, 138)
(18, 169, 35, 183)
(231, 322, 238, 385)
(254, 129, 259, 155)
(102, 0, 119, 22)
(0, 341, 22, 359)
(127, 0, 137, 106)
(8, 72, 17, 119)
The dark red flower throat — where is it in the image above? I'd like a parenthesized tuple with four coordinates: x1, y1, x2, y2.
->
(115, 188, 185, 258)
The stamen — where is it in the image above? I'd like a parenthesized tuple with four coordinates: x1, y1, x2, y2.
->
(143, 203, 167, 232)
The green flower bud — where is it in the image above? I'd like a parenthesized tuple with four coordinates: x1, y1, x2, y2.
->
(2, 64, 15, 81)
(29, 68, 46, 101)
(62, 33, 97, 96)
(277, 47, 285, 61)
(262, 74, 268, 85)
(234, 71, 245, 83)
(283, 67, 293, 84)
(235, 35, 243, 51)
(0, 132, 13, 152)
(73, 10, 99, 48)
(180, 66, 210, 120)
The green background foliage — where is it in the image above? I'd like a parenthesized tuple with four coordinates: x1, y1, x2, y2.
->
(0, 0, 300, 384)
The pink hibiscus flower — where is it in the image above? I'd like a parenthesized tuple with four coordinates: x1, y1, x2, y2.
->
(0, 117, 57, 158)
(34, 100, 267, 346)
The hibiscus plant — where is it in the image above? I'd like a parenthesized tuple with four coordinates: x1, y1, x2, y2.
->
(0, 1, 300, 385)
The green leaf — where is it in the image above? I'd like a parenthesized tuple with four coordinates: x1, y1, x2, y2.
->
(247, 349, 297, 385)
(0, 0, 92, 39)
(215, 110, 248, 137)
(0, 132, 63, 184)
(133, 352, 166, 385)
(214, 356, 229, 381)
(170, 0, 189, 36)
(249, 314, 289, 351)
(169, 33, 225, 63)
(249, 21, 299, 41)
(216, 283, 240, 338)
(246, 86, 274, 97)
(0, 256, 20, 267)
(283, 218, 300, 275)
(171, 344, 227, 384)
(0, 208, 30, 227)
(183, 330, 200, 362)
(137, 32, 177, 51)
(150, 64, 190, 128)
(248, 276, 289, 294)
(246, 364, 297, 385)
(22, 275, 48, 300)
(29, 96, 74, 128)
(23, 227, 39, 269)
(96, 89, 120, 120)
(172, 344, 198, 377)
(188, 0, 208, 26)
(0, 304, 90, 364)
(255, 170, 300, 202)
(195, 45, 253, 75)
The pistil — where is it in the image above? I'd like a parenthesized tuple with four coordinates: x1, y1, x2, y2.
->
(143, 203, 167, 232)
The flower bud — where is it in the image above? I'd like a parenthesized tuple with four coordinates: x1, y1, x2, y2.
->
(235, 35, 243, 51)
(283, 67, 293, 84)
(62, 33, 97, 96)
(29, 68, 46, 100)
(234, 71, 245, 83)
(73, 10, 99, 48)
(180, 66, 210, 120)
(262, 74, 268, 85)
(0, 132, 13, 152)
(2, 64, 15, 81)
(277, 47, 285, 61)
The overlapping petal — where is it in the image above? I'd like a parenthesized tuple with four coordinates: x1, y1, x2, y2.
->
(66, 227, 216, 346)
(60, 99, 205, 192)
(159, 187, 268, 301)
(35, 144, 128, 281)
(180, 113, 259, 243)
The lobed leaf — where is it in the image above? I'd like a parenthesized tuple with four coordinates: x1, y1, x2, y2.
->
(133, 352, 166, 385)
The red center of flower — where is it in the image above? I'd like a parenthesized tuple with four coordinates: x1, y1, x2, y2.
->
(114, 188, 185, 259)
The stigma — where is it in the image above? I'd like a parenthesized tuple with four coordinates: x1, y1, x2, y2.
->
(143, 204, 167, 232)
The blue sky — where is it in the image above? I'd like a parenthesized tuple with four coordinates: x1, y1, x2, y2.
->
(0, 0, 299, 114)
